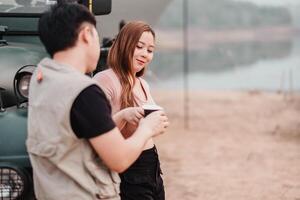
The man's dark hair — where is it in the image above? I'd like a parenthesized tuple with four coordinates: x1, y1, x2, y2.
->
(38, 3, 96, 57)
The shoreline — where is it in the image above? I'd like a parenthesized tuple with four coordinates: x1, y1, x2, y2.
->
(152, 90, 300, 200)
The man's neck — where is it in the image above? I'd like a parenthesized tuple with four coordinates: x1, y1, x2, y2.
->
(53, 49, 87, 74)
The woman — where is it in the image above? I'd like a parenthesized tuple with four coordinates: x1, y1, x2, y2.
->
(94, 21, 166, 200)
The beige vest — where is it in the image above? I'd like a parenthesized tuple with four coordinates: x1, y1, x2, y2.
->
(26, 58, 120, 200)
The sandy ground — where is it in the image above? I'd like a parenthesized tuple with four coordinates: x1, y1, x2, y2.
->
(151, 90, 300, 200)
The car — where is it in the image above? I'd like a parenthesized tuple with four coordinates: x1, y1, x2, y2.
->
(0, 0, 111, 199)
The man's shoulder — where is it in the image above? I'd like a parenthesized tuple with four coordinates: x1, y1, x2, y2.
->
(81, 84, 103, 94)
(38, 57, 52, 65)
(80, 84, 113, 105)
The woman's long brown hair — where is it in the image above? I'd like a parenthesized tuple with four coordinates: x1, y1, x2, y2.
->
(108, 21, 155, 109)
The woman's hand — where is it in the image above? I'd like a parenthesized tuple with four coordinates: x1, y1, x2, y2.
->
(122, 107, 144, 125)
(138, 110, 169, 138)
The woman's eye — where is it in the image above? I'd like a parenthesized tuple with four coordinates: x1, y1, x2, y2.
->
(148, 49, 153, 53)
(136, 45, 143, 49)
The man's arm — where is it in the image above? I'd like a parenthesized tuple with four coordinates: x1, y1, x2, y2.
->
(89, 110, 168, 173)
(71, 85, 169, 173)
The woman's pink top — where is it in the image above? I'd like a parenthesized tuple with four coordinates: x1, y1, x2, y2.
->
(93, 69, 155, 137)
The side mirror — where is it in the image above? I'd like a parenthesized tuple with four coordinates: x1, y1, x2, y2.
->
(80, 0, 111, 15)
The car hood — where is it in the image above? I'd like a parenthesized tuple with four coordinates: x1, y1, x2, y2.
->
(0, 41, 46, 102)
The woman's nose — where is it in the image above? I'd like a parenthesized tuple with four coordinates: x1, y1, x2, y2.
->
(141, 48, 148, 58)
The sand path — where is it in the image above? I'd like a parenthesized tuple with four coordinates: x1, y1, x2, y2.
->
(152, 90, 300, 200)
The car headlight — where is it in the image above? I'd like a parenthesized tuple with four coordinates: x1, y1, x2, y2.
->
(16, 72, 32, 99)
(0, 167, 29, 200)
(13, 65, 35, 106)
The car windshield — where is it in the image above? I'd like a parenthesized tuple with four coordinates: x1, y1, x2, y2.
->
(0, 0, 57, 14)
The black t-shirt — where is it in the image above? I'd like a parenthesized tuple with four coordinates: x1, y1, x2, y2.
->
(70, 85, 116, 139)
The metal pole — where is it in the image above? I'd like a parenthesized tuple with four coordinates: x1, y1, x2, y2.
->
(183, 0, 189, 129)
(289, 68, 293, 96)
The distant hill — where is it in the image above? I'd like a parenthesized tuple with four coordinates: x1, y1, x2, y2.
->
(158, 0, 292, 29)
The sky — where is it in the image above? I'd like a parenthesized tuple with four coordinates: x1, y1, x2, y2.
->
(233, 0, 300, 6)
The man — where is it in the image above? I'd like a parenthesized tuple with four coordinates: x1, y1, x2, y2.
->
(26, 3, 169, 200)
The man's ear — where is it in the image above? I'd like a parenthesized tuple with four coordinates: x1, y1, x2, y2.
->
(78, 25, 92, 44)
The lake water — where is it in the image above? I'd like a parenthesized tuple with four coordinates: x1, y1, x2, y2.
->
(142, 0, 300, 92)
(147, 37, 300, 92)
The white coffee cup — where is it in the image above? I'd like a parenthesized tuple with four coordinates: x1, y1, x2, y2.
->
(142, 104, 163, 116)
